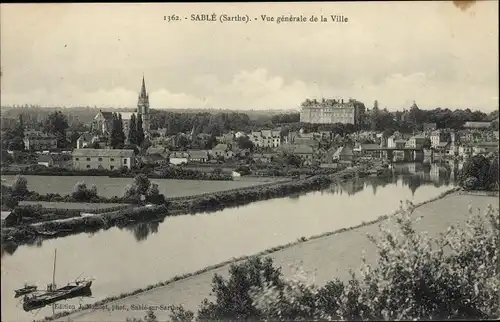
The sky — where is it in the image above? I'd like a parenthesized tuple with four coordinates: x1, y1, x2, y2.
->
(1, 1, 498, 112)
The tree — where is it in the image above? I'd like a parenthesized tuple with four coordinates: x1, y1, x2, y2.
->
(117, 113, 126, 147)
(8, 136, 25, 151)
(72, 181, 98, 201)
(488, 155, 499, 190)
(236, 136, 254, 151)
(108, 113, 121, 149)
(459, 155, 491, 190)
(196, 257, 284, 320)
(14, 114, 25, 138)
(124, 173, 151, 201)
(43, 111, 69, 147)
(126, 309, 158, 322)
(422, 138, 432, 150)
(176, 135, 190, 149)
(370, 100, 380, 131)
(11, 175, 28, 196)
(146, 183, 165, 204)
(137, 114, 145, 147)
(128, 114, 138, 146)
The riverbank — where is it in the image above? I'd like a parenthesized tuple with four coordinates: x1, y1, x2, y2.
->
(2, 165, 373, 246)
(42, 186, 492, 322)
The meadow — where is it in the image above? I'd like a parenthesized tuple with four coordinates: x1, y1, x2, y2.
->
(1, 175, 267, 198)
(18, 201, 131, 211)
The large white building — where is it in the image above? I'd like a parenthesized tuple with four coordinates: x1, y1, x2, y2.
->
(300, 98, 366, 126)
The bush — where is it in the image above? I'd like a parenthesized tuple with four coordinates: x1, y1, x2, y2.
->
(12, 175, 28, 196)
(459, 155, 491, 190)
(124, 174, 166, 205)
(463, 176, 480, 190)
(162, 203, 499, 321)
(125, 309, 158, 322)
(72, 181, 98, 201)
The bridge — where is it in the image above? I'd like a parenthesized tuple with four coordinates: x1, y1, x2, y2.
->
(354, 146, 425, 162)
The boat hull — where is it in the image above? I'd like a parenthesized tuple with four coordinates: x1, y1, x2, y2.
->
(14, 287, 37, 298)
(23, 281, 92, 311)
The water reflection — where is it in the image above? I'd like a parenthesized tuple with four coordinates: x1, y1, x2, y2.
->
(2, 163, 459, 322)
(1, 162, 460, 254)
(323, 161, 458, 198)
(123, 221, 161, 242)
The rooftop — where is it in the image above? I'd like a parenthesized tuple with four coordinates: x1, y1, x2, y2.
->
(188, 150, 209, 159)
(293, 145, 314, 154)
(72, 149, 135, 158)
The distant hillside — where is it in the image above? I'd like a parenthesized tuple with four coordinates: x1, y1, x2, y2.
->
(0, 106, 299, 123)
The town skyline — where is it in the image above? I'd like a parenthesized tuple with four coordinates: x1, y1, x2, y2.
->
(1, 2, 498, 112)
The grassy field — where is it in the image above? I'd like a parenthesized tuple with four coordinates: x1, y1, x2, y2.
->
(51, 192, 498, 322)
(1, 175, 269, 198)
(18, 201, 130, 210)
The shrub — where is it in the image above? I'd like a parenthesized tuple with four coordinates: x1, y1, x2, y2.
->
(125, 309, 158, 322)
(488, 156, 499, 190)
(72, 181, 98, 201)
(161, 203, 499, 321)
(463, 176, 480, 190)
(11, 175, 28, 196)
(459, 155, 491, 190)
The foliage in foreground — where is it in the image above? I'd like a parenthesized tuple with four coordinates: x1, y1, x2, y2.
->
(158, 203, 500, 321)
(459, 154, 499, 191)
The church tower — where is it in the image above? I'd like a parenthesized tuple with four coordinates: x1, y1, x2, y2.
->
(137, 75, 150, 132)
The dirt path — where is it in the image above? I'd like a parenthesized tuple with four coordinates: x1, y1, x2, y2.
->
(53, 193, 498, 322)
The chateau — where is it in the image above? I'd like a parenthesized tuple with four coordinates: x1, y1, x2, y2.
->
(299, 98, 366, 126)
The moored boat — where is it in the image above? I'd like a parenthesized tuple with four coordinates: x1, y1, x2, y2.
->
(21, 249, 94, 311)
(14, 284, 37, 298)
(23, 280, 92, 311)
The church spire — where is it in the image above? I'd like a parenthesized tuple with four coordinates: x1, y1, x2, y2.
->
(140, 75, 147, 98)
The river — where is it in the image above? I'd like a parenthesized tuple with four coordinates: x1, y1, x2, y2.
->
(1, 162, 459, 322)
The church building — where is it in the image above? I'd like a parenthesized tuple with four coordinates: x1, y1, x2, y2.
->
(137, 75, 150, 133)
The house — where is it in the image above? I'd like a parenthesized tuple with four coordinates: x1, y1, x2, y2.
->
(464, 121, 491, 130)
(434, 142, 449, 153)
(472, 142, 498, 155)
(354, 144, 381, 157)
(210, 144, 229, 158)
(76, 133, 95, 149)
(72, 149, 135, 170)
(188, 150, 209, 163)
(423, 123, 437, 132)
(253, 153, 273, 163)
(23, 133, 58, 151)
(37, 153, 72, 168)
(406, 136, 427, 149)
(37, 154, 54, 167)
(430, 130, 450, 149)
(232, 148, 251, 159)
(250, 130, 282, 148)
(146, 147, 169, 158)
(222, 132, 235, 143)
(91, 110, 114, 134)
(394, 140, 407, 149)
(169, 151, 189, 165)
(141, 154, 168, 166)
(234, 132, 246, 139)
(292, 145, 314, 162)
(458, 145, 473, 158)
(332, 146, 354, 163)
